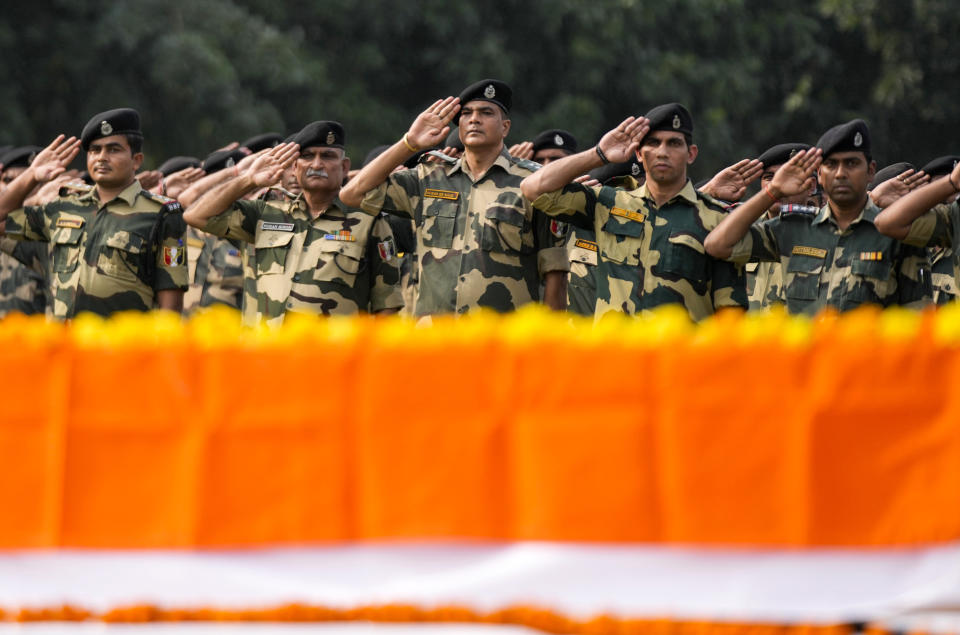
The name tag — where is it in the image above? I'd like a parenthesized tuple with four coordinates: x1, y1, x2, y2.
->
(792, 245, 827, 259)
(859, 251, 884, 261)
(574, 239, 598, 252)
(261, 221, 294, 232)
(424, 188, 459, 201)
(610, 207, 646, 223)
(324, 230, 356, 242)
(56, 217, 84, 229)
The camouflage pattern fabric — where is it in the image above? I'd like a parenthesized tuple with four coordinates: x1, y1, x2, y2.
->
(532, 180, 747, 321)
(383, 213, 417, 316)
(183, 226, 206, 313)
(929, 247, 956, 305)
(358, 150, 569, 316)
(202, 194, 403, 326)
(4, 181, 188, 319)
(192, 232, 244, 311)
(728, 201, 931, 315)
(544, 220, 598, 317)
(0, 241, 46, 317)
(903, 201, 960, 298)
(745, 260, 785, 310)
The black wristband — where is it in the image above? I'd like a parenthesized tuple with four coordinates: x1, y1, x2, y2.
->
(950, 174, 960, 193)
(595, 145, 610, 165)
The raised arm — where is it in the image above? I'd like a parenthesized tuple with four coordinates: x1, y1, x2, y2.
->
(874, 162, 960, 240)
(520, 117, 649, 201)
(699, 158, 764, 202)
(183, 143, 299, 230)
(340, 97, 460, 208)
(0, 135, 80, 221)
(704, 148, 821, 259)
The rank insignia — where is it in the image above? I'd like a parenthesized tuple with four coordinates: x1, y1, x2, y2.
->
(484, 84, 496, 98)
(550, 219, 568, 238)
(377, 237, 396, 261)
(672, 115, 681, 129)
(574, 239, 598, 252)
(163, 246, 185, 266)
(324, 230, 356, 242)
(554, 134, 564, 146)
(100, 120, 113, 136)
(55, 217, 84, 229)
(611, 207, 646, 223)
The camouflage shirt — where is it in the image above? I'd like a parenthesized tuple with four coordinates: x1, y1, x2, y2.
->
(0, 241, 46, 317)
(903, 201, 960, 299)
(745, 260, 785, 311)
(358, 149, 569, 316)
(4, 180, 188, 319)
(193, 233, 244, 311)
(546, 221, 599, 317)
(202, 194, 403, 325)
(728, 200, 931, 315)
(532, 180, 747, 321)
(929, 247, 956, 305)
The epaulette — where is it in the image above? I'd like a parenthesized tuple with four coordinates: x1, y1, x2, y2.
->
(425, 150, 459, 165)
(606, 175, 640, 191)
(779, 204, 819, 219)
(512, 157, 543, 172)
(58, 181, 94, 197)
(696, 189, 729, 213)
(140, 189, 181, 210)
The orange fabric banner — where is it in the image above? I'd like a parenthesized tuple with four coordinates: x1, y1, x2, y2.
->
(2, 305, 960, 548)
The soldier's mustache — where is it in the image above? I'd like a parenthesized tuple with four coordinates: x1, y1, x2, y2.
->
(306, 169, 328, 178)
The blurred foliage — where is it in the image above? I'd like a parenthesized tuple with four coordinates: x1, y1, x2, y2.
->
(0, 0, 957, 179)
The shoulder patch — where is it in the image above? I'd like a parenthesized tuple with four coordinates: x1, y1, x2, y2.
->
(55, 216, 84, 229)
(779, 204, 819, 217)
(512, 157, 542, 172)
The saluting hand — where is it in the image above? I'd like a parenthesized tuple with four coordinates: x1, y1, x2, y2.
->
(31, 135, 81, 183)
(508, 141, 534, 160)
(247, 142, 300, 187)
(406, 97, 460, 151)
(162, 167, 206, 199)
(769, 148, 822, 199)
(595, 116, 650, 164)
(136, 170, 163, 191)
(870, 169, 930, 208)
(700, 159, 763, 202)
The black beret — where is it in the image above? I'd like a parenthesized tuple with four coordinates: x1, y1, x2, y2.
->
(645, 103, 693, 137)
(458, 79, 512, 114)
(241, 133, 283, 154)
(157, 155, 202, 177)
(202, 148, 246, 174)
(868, 162, 914, 191)
(0, 145, 43, 170)
(588, 156, 644, 185)
(444, 128, 464, 152)
(362, 144, 391, 168)
(756, 143, 811, 168)
(816, 119, 871, 158)
(0, 146, 12, 159)
(531, 129, 578, 154)
(81, 108, 142, 151)
(920, 155, 960, 178)
(293, 121, 345, 149)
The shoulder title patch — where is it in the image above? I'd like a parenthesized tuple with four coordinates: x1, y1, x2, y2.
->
(574, 238, 598, 252)
(792, 245, 828, 259)
(610, 207, 646, 223)
(425, 188, 460, 201)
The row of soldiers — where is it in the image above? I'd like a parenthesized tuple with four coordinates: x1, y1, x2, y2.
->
(0, 78, 958, 324)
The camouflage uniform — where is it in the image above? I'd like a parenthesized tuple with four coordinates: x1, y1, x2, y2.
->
(183, 226, 206, 313)
(383, 212, 417, 316)
(929, 247, 956, 305)
(745, 260, 785, 310)
(727, 201, 931, 315)
(532, 180, 747, 321)
(201, 194, 402, 326)
(3, 180, 188, 319)
(902, 201, 960, 305)
(192, 233, 244, 311)
(358, 149, 568, 316)
(545, 221, 598, 317)
(0, 244, 46, 317)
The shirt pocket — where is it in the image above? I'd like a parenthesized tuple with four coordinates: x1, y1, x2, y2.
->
(97, 231, 146, 282)
(51, 226, 84, 274)
(785, 256, 824, 301)
(313, 238, 366, 287)
(421, 199, 458, 249)
(254, 230, 295, 276)
(848, 257, 894, 302)
(481, 205, 532, 254)
(660, 232, 709, 284)
(569, 244, 598, 267)
(600, 217, 644, 265)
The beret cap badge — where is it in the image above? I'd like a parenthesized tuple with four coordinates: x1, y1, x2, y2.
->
(854, 132, 863, 148)
(554, 134, 564, 146)
(484, 84, 496, 99)
(631, 163, 641, 176)
(326, 131, 336, 145)
(672, 115, 681, 129)
(100, 121, 113, 136)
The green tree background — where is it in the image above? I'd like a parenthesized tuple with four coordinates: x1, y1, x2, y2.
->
(1, 0, 957, 179)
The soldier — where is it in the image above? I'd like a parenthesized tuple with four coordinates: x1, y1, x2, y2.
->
(0, 146, 47, 317)
(520, 103, 748, 321)
(705, 120, 930, 314)
(339, 80, 569, 317)
(184, 121, 403, 325)
(874, 155, 960, 305)
(0, 108, 188, 318)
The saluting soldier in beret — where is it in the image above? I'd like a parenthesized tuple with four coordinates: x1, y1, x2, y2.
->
(0, 109, 189, 318)
(706, 120, 931, 314)
(339, 80, 569, 317)
(0, 146, 48, 317)
(521, 103, 748, 321)
(875, 154, 960, 306)
(184, 121, 403, 325)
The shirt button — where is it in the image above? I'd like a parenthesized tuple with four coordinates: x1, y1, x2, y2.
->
(292, 274, 300, 282)
(459, 276, 466, 282)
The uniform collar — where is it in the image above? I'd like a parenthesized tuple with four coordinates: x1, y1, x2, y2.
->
(97, 180, 142, 207)
(290, 193, 347, 218)
(447, 147, 512, 178)
(637, 179, 699, 206)
(813, 198, 879, 227)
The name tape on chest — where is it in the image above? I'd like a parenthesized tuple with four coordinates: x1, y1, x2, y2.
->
(574, 238, 598, 252)
(792, 245, 828, 259)
(261, 221, 295, 232)
(610, 207, 646, 223)
(55, 217, 84, 229)
(424, 188, 460, 201)
(324, 230, 356, 242)
(859, 251, 884, 261)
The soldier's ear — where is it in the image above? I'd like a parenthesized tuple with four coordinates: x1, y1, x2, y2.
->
(132, 152, 144, 171)
(867, 160, 877, 179)
(501, 118, 511, 139)
(686, 144, 699, 164)
(341, 155, 351, 174)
